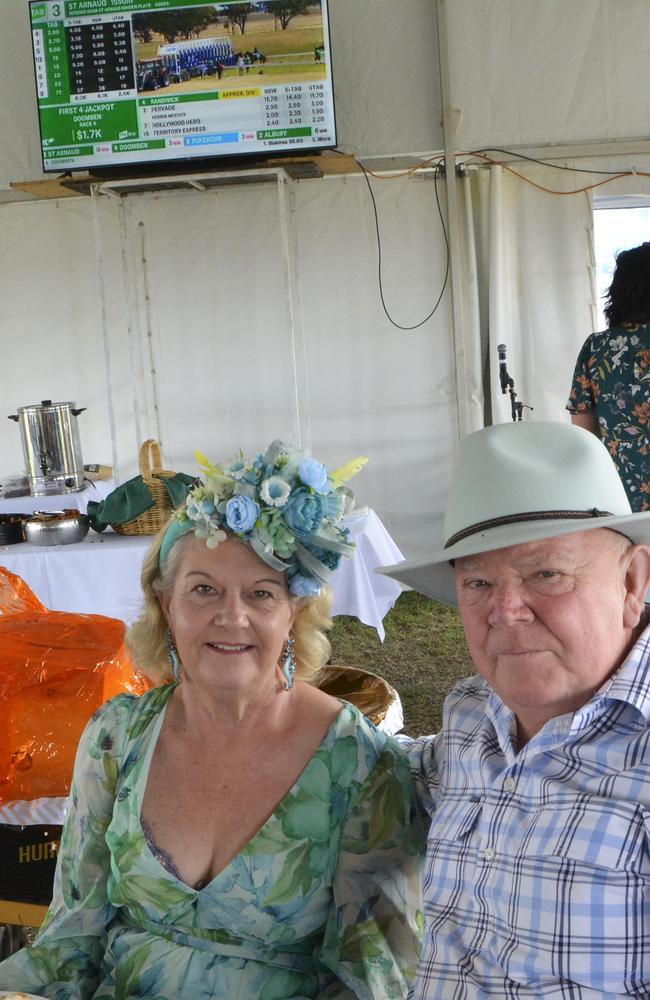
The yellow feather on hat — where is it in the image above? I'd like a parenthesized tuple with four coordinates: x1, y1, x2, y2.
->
(329, 456, 368, 488)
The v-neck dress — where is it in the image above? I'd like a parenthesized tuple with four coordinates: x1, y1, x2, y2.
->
(0, 684, 426, 1000)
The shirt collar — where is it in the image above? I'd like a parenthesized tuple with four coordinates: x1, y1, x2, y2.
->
(590, 619, 650, 723)
(484, 619, 650, 754)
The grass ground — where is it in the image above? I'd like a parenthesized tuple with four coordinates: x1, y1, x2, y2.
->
(329, 591, 476, 737)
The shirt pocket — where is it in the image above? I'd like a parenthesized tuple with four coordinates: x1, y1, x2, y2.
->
(429, 796, 482, 843)
(502, 798, 650, 994)
(423, 796, 482, 896)
(522, 797, 650, 871)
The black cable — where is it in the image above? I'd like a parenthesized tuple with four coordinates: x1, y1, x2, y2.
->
(355, 156, 450, 331)
(466, 146, 633, 176)
(329, 139, 632, 331)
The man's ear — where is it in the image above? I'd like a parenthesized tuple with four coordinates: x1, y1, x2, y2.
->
(623, 544, 650, 629)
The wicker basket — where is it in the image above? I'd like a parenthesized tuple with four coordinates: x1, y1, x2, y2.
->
(111, 439, 177, 536)
(315, 665, 400, 727)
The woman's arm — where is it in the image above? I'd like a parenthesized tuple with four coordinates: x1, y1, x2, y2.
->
(317, 739, 427, 999)
(0, 695, 132, 999)
(571, 410, 600, 436)
(566, 334, 599, 430)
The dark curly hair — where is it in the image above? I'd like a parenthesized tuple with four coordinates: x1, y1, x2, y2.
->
(604, 241, 650, 327)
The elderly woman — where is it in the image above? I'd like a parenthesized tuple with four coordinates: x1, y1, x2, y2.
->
(0, 440, 425, 1000)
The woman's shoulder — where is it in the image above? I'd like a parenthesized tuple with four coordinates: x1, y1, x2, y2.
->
(329, 698, 385, 740)
(324, 698, 410, 774)
(583, 325, 647, 350)
(85, 683, 173, 740)
(578, 328, 610, 354)
(74, 684, 173, 779)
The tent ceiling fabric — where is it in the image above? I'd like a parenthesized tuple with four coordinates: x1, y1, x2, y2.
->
(447, 0, 650, 151)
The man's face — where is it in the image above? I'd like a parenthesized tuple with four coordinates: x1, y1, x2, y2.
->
(454, 529, 644, 743)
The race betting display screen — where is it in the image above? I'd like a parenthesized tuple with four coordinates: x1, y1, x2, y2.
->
(29, 0, 336, 172)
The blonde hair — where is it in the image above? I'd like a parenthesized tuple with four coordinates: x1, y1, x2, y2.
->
(126, 524, 333, 685)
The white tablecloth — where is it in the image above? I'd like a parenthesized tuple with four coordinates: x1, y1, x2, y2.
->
(0, 508, 404, 640)
(0, 479, 115, 516)
(330, 508, 405, 640)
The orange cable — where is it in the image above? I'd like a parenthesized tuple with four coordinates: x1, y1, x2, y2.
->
(465, 151, 646, 195)
(356, 155, 443, 179)
(355, 149, 650, 195)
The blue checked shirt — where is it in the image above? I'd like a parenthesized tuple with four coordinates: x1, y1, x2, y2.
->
(402, 623, 650, 998)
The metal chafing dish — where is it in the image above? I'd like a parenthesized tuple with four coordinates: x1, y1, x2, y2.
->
(23, 510, 90, 546)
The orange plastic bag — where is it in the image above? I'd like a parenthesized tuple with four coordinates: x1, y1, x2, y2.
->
(0, 567, 150, 805)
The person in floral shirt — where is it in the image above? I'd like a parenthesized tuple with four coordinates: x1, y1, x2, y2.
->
(567, 241, 650, 511)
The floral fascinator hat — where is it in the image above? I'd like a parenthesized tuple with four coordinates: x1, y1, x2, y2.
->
(159, 439, 367, 596)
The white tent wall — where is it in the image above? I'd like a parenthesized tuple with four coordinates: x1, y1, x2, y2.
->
(0, 199, 116, 471)
(140, 173, 454, 555)
(459, 162, 595, 429)
(0, 173, 453, 558)
(105, 181, 302, 465)
(293, 175, 454, 555)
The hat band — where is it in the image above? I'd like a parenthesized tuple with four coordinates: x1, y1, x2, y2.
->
(444, 508, 614, 550)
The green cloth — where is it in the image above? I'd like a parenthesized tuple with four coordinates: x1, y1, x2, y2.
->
(87, 473, 196, 532)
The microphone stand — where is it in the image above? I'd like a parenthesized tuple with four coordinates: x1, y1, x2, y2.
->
(497, 344, 533, 422)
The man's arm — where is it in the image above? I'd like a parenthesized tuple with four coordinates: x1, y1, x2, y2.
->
(396, 732, 441, 817)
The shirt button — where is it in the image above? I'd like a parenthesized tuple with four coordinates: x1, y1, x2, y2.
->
(482, 847, 495, 862)
(504, 777, 516, 792)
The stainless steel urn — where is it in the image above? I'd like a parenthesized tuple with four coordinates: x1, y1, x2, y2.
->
(8, 400, 87, 496)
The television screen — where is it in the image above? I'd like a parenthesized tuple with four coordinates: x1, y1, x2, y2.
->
(29, 1, 336, 174)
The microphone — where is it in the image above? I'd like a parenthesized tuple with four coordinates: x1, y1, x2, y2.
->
(497, 343, 509, 393)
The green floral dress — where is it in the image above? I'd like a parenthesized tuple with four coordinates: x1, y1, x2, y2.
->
(0, 685, 426, 1000)
(567, 323, 650, 510)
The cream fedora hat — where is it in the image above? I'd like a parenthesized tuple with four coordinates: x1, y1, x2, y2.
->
(379, 420, 650, 606)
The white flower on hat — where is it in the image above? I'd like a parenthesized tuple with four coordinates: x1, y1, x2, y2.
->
(260, 476, 291, 507)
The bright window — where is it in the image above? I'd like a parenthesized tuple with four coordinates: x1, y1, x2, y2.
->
(594, 205, 650, 330)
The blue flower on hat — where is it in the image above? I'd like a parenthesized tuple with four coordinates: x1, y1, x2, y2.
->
(298, 457, 328, 492)
(308, 543, 343, 572)
(223, 457, 248, 480)
(283, 488, 324, 539)
(225, 495, 260, 534)
(289, 574, 322, 597)
(160, 441, 367, 592)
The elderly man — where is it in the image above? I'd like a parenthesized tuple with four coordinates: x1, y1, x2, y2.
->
(382, 420, 650, 999)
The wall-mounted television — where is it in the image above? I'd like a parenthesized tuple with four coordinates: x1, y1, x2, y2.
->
(29, 0, 336, 174)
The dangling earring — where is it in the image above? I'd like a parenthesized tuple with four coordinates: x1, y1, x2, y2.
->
(282, 637, 296, 691)
(165, 628, 181, 683)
